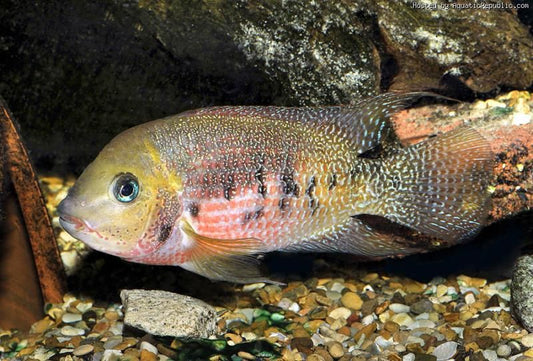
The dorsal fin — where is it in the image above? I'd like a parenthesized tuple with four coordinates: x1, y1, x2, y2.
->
(178, 92, 437, 155)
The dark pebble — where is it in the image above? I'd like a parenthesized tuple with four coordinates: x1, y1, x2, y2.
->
(390, 292, 405, 304)
(475, 336, 494, 349)
(410, 299, 433, 315)
(360, 299, 378, 316)
(290, 337, 314, 355)
(414, 353, 437, 361)
(470, 351, 488, 361)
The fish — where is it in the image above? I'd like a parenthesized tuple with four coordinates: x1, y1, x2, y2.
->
(57, 93, 493, 283)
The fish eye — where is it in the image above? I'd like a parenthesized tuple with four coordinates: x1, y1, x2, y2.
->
(112, 173, 140, 203)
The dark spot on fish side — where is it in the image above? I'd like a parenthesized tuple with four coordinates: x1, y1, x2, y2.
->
(281, 170, 299, 197)
(279, 197, 289, 211)
(224, 187, 232, 201)
(157, 224, 172, 243)
(328, 174, 337, 190)
(188, 202, 199, 217)
(223, 173, 236, 201)
(258, 185, 267, 198)
(243, 206, 265, 224)
(392, 175, 401, 190)
(255, 165, 267, 198)
(350, 168, 358, 180)
(306, 176, 318, 212)
(311, 200, 320, 216)
(305, 176, 316, 197)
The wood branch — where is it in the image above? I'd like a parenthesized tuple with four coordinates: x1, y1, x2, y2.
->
(1, 98, 66, 304)
(392, 92, 533, 225)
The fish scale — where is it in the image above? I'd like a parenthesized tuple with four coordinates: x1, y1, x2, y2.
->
(57, 93, 493, 283)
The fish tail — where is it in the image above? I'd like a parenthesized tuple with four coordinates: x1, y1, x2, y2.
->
(372, 127, 493, 242)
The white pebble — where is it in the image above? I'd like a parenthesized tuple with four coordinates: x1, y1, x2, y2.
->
(395, 344, 407, 353)
(406, 335, 425, 346)
(241, 332, 257, 341)
(496, 344, 511, 357)
(374, 335, 394, 348)
(277, 298, 292, 310)
(465, 293, 476, 305)
(521, 333, 533, 347)
(391, 313, 414, 327)
(361, 314, 375, 326)
(403, 352, 415, 361)
(330, 282, 345, 293)
(512, 112, 531, 125)
(61, 313, 82, 324)
(60, 326, 85, 336)
(76, 301, 93, 313)
(102, 350, 122, 361)
(433, 341, 458, 361)
(328, 307, 352, 320)
(408, 320, 436, 330)
(140, 341, 158, 354)
(389, 303, 410, 314)
(288, 302, 300, 313)
(311, 333, 325, 346)
(482, 349, 498, 361)
(242, 283, 265, 292)
(108, 321, 123, 335)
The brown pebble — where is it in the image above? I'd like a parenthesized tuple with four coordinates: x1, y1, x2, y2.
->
(354, 323, 376, 342)
(388, 353, 402, 361)
(475, 336, 494, 349)
(72, 345, 94, 356)
(156, 343, 178, 359)
(337, 326, 351, 337)
(341, 292, 363, 310)
(124, 348, 141, 359)
(237, 351, 256, 360)
(406, 343, 424, 353)
(113, 337, 139, 350)
(413, 353, 436, 361)
(104, 310, 119, 321)
(290, 337, 313, 355)
(326, 341, 345, 358)
(470, 351, 487, 361)
(360, 299, 378, 316)
(225, 333, 243, 344)
(308, 354, 327, 361)
(309, 306, 328, 320)
(140, 349, 157, 361)
(316, 294, 334, 307)
(314, 347, 334, 361)
(384, 320, 400, 333)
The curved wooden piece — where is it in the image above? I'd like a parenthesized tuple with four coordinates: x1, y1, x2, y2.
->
(0, 99, 66, 306)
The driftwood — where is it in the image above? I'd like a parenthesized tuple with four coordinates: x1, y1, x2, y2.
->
(0, 99, 66, 329)
(392, 94, 533, 224)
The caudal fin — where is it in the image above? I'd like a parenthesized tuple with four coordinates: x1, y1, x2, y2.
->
(379, 127, 493, 242)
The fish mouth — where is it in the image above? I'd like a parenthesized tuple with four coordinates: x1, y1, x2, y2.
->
(59, 214, 86, 231)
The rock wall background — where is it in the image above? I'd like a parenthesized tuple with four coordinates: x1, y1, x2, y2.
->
(0, 0, 531, 170)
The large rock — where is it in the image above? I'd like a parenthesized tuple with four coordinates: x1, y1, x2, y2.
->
(120, 289, 218, 338)
(511, 255, 533, 331)
(0, 0, 531, 168)
(375, 0, 533, 93)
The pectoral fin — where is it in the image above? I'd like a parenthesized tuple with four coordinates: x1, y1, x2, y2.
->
(180, 221, 277, 284)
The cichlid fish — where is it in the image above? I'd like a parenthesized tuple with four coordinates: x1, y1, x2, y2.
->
(58, 93, 493, 283)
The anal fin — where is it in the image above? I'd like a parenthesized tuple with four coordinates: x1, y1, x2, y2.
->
(281, 216, 432, 259)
